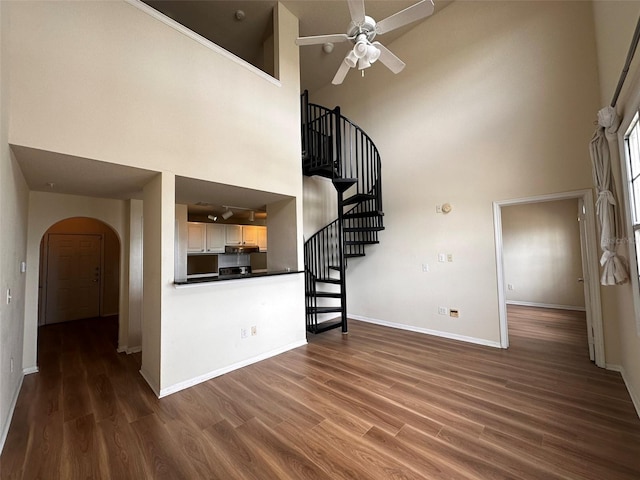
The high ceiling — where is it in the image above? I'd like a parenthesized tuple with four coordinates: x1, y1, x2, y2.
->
(12, 1, 451, 214)
(144, 0, 452, 92)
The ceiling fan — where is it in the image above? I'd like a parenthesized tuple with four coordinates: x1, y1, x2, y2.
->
(295, 0, 435, 85)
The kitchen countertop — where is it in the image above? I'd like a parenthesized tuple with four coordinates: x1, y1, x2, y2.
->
(174, 269, 302, 286)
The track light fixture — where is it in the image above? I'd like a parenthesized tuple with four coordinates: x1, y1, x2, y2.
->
(221, 209, 234, 220)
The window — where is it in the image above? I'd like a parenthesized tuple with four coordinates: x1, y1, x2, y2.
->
(623, 112, 640, 334)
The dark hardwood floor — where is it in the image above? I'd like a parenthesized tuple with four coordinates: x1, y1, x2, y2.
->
(1, 306, 639, 479)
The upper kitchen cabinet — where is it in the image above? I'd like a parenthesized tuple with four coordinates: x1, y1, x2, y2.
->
(242, 225, 258, 246)
(187, 222, 206, 253)
(205, 224, 226, 253)
(257, 226, 267, 252)
(189, 222, 266, 250)
(225, 225, 243, 245)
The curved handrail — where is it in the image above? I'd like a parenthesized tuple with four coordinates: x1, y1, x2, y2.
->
(302, 91, 384, 332)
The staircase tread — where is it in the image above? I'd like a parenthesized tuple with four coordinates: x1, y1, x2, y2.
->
(343, 210, 384, 219)
(344, 227, 385, 232)
(306, 292, 342, 298)
(346, 240, 380, 245)
(343, 193, 376, 205)
(316, 278, 341, 284)
(345, 253, 366, 258)
(308, 320, 343, 334)
(307, 306, 343, 313)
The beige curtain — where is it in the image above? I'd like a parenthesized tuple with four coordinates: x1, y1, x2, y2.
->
(589, 106, 629, 285)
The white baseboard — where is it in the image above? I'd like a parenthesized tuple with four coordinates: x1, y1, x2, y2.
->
(506, 301, 586, 311)
(349, 314, 502, 349)
(619, 366, 640, 420)
(118, 345, 142, 354)
(23, 366, 39, 375)
(158, 339, 308, 398)
(0, 374, 24, 455)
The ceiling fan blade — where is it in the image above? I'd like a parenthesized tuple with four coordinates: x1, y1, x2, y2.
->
(332, 58, 352, 85)
(375, 0, 434, 35)
(372, 42, 406, 74)
(347, 0, 366, 25)
(296, 33, 350, 46)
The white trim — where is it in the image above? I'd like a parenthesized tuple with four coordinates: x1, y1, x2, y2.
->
(22, 366, 39, 375)
(618, 111, 640, 337)
(0, 374, 24, 454)
(157, 339, 307, 398)
(506, 301, 586, 312)
(493, 189, 606, 367)
(349, 314, 502, 349)
(605, 363, 622, 372)
(124, 0, 281, 87)
(117, 345, 142, 354)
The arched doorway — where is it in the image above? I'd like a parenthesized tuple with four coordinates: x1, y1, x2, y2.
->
(38, 217, 120, 325)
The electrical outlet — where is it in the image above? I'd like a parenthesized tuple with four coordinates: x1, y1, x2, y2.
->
(436, 204, 442, 213)
(251, 326, 257, 336)
(507, 284, 514, 291)
(241, 328, 248, 339)
(438, 306, 448, 315)
(447, 253, 453, 262)
(438, 253, 446, 262)
(450, 309, 459, 318)
(422, 263, 429, 272)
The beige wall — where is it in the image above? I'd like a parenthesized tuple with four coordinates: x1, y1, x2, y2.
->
(0, 0, 30, 451)
(7, 0, 305, 396)
(592, 1, 640, 414)
(8, 0, 301, 199)
(502, 200, 585, 309)
(310, 1, 600, 344)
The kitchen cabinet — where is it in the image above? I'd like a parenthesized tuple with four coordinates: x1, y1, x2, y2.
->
(205, 224, 225, 253)
(257, 226, 267, 252)
(242, 225, 258, 245)
(225, 225, 243, 245)
(187, 223, 226, 253)
(187, 223, 206, 252)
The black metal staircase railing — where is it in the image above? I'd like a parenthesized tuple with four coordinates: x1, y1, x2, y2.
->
(302, 90, 384, 334)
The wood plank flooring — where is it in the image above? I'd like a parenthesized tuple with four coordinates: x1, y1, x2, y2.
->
(1, 306, 639, 479)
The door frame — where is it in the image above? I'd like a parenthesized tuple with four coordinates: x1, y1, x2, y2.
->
(493, 189, 605, 367)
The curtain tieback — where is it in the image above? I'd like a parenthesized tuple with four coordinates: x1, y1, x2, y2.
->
(600, 249, 617, 266)
(596, 190, 616, 214)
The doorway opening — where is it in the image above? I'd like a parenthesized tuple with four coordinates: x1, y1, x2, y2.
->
(493, 190, 605, 367)
(38, 217, 120, 326)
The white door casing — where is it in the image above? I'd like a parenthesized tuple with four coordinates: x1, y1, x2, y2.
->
(493, 189, 605, 367)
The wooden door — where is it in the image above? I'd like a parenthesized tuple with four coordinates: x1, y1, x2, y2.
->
(45, 234, 102, 324)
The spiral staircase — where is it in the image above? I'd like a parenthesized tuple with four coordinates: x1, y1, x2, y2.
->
(302, 91, 384, 334)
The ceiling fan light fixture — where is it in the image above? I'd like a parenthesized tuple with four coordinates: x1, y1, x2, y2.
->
(345, 50, 358, 68)
(353, 40, 368, 59)
(367, 44, 381, 64)
(358, 56, 371, 70)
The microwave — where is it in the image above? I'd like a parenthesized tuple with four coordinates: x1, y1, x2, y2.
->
(187, 254, 218, 278)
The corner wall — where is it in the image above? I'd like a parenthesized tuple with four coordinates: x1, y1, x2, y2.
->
(0, 1, 30, 451)
(311, 1, 600, 344)
(592, 0, 640, 415)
